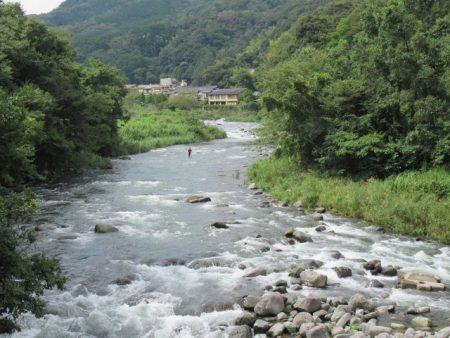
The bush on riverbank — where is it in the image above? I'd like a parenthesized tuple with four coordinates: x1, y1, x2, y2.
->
(117, 110, 226, 155)
(248, 157, 450, 244)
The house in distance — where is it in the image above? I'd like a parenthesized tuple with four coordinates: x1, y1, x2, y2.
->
(207, 88, 246, 105)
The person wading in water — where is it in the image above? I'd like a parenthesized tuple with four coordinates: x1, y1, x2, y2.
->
(188, 147, 192, 157)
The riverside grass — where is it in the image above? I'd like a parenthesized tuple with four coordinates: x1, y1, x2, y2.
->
(247, 157, 450, 244)
(118, 110, 226, 155)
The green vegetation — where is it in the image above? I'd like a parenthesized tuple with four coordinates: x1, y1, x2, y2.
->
(248, 157, 450, 244)
(259, 0, 449, 178)
(38, 0, 331, 84)
(0, 3, 126, 331)
(118, 110, 226, 154)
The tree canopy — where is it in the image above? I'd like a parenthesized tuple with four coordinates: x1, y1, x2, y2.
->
(260, 0, 450, 178)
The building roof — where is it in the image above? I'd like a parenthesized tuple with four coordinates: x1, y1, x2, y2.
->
(193, 86, 218, 93)
(210, 88, 246, 95)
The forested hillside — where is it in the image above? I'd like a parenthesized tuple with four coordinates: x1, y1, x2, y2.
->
(39, 0, 331, 84)
(259, 0, 450, 177)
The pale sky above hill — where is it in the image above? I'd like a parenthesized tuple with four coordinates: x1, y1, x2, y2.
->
(5, 0, 64, 14)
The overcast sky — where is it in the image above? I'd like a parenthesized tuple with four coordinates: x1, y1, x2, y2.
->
(5, 0, 64, 14)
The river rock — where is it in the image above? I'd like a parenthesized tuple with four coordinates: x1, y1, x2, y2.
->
(336, 313, 352, 328)
(299, 259, 324, 270)
(292, 230, 313, 243)
(228, 325, 252, 338)
(57, 235, 78, 240)
(35, 224, 57, 231)
(300, 270, 327, 288)
(284, 227, 295, 237)
(294, 297, 322, 313)
(235, 312, 256, 326)
(293, 312, 314, 326)
(407, 306, 430, 315)
(312, 213, 324, 221)
(293, 200, 303, 209)
(410, 316, 431, 329)
(242, 295, 259, 310)
(398, 271, 446, 291)
(244, 268, 267, 277)
(315, 207, 326, 214)
(366, 279, 384, 288)
(268, 322, 285, 337)
(284, 321, 299, 333)
(210, 222, 229, 229)
(348, 293, 373, 312)
(381, 265, 398, 276)
(248, 183, 258, 190)
(306, 324, 330, 338)
(437, 327, 450, 338)
(119, 156, 131, 160)
(328, 250, 344, 259)
(277, 312, 288, 321)
(333, 266, 353, 278)
(253, 319, 271, 334)
(363, 260, 382, 275)
(254, 292, 285, 316)
(94, 224, 119, 233)
(315, 225, 327, 232)
(186, 195, 211, 203)
(289, 266, 305, 278)
(368, 326, 392, 337)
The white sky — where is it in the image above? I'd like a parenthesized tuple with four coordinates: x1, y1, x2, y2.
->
(5, 0, 65, 15)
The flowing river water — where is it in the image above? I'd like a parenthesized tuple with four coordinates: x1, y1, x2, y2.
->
(6, 121, 450, 338)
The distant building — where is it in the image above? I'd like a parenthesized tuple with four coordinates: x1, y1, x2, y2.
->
(208, 88, 246, 105)
(172, 85, 218, 101)
(160, 78, 177, 88)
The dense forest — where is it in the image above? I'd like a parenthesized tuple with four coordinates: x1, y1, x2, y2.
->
(0, 3, 126, 331)
(259, 0, 449, 178)
(38, 0, 332, 84)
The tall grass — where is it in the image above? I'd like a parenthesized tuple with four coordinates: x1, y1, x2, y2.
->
(247, 157, 450, 244)
(117, 110, 226, 155)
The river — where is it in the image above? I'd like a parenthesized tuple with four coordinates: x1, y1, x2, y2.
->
(6, 121, 450, 337)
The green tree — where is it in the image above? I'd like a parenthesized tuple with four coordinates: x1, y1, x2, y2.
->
(0, 189, 65, 333)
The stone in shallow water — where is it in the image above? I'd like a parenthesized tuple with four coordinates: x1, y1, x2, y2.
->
(235, 312, 256, 326)
(268, 323, 285, 337)
(398, 271, 446, 291)
(185, 195, 211, 203)
(253, 319, 271, 334)
(333, 266, 353, 278)
(210, 221, 229, 229)
(227, 325, 252, 338)
(94, 224, 119, 233)
(300, 270, 327, 288)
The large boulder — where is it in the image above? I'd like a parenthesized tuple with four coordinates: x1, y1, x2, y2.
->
(254, 292, 285, 316)
(242, 295, 259, 310)
(186, 195, 211, 203)
(292, 230, 313, 243)
(94, 224, 119, 233)
(294, 297, 322, 313)
(300, 270, 327, 288)
(398, 271, 446, 291)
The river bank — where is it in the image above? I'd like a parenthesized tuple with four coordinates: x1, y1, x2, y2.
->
(247, 157, 450, 245)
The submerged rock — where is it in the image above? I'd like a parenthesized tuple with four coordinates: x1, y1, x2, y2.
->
(186, 195, 211, 203)
(333, 266, 353, 278)
(210, 222, 229, 229)
(292, 230, 313, 243)
(94, 224, 119, 233)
